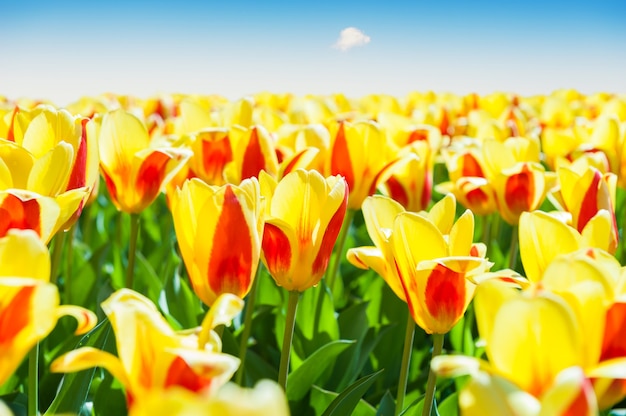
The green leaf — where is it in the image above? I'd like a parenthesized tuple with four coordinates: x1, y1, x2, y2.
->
(286, 340, 355, 401)
(375, 390, 396, 416)
(322, 369, 384, 416)
(43, 320, 112, 416)
(310, 386, 376, 416)
(438, 392, 459, 416)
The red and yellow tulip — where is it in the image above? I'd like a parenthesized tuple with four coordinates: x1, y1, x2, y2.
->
(260, 169, 348, 292)
(98, 109, 191, 213)
(51, 289, 243, 408)
(223, 125, 279, 184)
(169, 177, 264, 306)
(0, 229, 97, 386)
(327, 120, 403, 210)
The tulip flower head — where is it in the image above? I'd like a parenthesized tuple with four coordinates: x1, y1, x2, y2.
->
(0, 229, 97, 386)
(51, 289, 243, 408)
(98, 109, 191, 213)
(260, 169, 348, 292)
(170, 177, 264, 306)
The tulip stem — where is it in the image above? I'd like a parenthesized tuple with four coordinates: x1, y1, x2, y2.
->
(395, 315, 415, 416)
(278, 290, 300, 390)
(28, 343, 39, 416)
(508, 225, 519, 270)
(422, 333, 444, 416)
(65, 225, 76, 304)
(235, 266, 261, 386)
(126, 213, 141, 290)
(326, 209, 355, 293)
(50, 230, 67, 285)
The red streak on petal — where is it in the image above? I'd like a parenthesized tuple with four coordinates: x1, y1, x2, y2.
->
(461, 153, 484, 178)
(420, 171, 432, 210)
(208, 186, 253, 297)
(281, 149, 308, 177)
(424, 264, 466, 324)
(576, 169, 601, 232)
(66, 118, 89, 191)
(504, 165, 535, 215)
(407, 129, 429, 144)
(312, 181, 348, 276)
(330, 122, 355, 192)
(241, 127, 266, 180)
(385, 177, 408, 209)
(164, 356, 213, 392)
(101, 168, 120, 209)
(201, 135, 232, 183)
(0, 195, 41, 237)
(469, 245, 480, 257)
(262, 223, 292, 278)
(601, 302, 626, 359)
(135, 151, 171, 206)
(562, 377, 595, 416)
(466, 187, 489, 208)
(0, 285, 35, 344)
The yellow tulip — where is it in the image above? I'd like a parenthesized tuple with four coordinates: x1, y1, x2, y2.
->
(169, 177, 264, 306)
(0, 229, 97, 386)
(186, 128, 233, 186)
(129, 380, 290, 416)
(98, 109, 191, 213)
(519, 210, 617, 283)
(260, 169, 348, 292)
(51, 289, 243, 408)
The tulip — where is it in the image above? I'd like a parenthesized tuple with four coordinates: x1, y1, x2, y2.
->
(380, 141, 433, 212)
(223, 125, 279, 185)
(51, 289, 243, 409)
(0, 105, 99, 199)
(260, 169, 348, 292)
(98, 109, 191, 214)
(327, 120, 403, 210)
(0, 229, 97, 387)
(550, 160, 618, 253)
(519, 210, 617, 283)
(436, 140, 498, 216)
(169, 177, 264, 306)
(259, 169, 347, 390)
(186, 128, 233, 186)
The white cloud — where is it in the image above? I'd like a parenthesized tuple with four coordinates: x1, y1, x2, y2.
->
(332, 27, 371, 51)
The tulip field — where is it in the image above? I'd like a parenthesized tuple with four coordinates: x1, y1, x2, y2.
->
(2, 90, 626, 416)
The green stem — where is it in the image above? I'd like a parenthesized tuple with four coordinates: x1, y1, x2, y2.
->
(235, 266, 261, 386)
(508, 225, 519, 270)
(50, 230, 67, 285)
(126, 213, 141, 290)
(481, 214, 492, 246)
(422, 333, 444, 416)
(395, 315, 415, 416)
(278, 290, 300, 390)
(325, 209, 356, 292)
(65, 225, 76, 304)
(28, 343, 39, 416)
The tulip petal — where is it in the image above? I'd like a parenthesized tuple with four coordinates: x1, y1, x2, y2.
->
(197, 294, 244, 350)
(51, 347, 131, 391)
(56, 305, 98, 335)
(0, 229, 50, 280)
(519, 211, 581, 282)
(27, 142, 74, 196)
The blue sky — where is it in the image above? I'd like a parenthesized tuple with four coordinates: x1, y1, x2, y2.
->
(2, 0, 625, 105)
